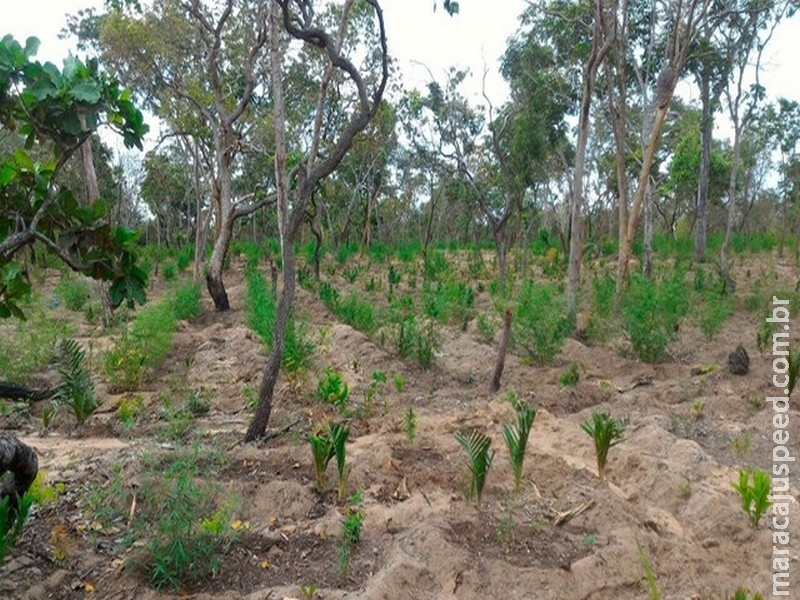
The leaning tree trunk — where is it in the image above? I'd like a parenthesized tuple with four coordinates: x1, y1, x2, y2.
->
(206, 207, 234, 312)
(694, 71, 713, 263)
(0, 434, 38, 521)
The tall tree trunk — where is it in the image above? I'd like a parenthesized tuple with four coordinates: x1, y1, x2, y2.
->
(618, 105, 669, 287)
(694, 71, 712, 262)
(720, 127, 743, 293)
(643, 176, 653, 277)
(567, 0, 614, 319)
(246, 0, 287, 442)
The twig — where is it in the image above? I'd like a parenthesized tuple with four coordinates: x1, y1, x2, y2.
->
(554, 498, 595, 526)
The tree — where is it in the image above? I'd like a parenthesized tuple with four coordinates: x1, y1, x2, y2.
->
(0, 35, 148, 318)
(93, 0, 273, 311)
(244, 0, 389, 441)
(718, 0, 793, 291)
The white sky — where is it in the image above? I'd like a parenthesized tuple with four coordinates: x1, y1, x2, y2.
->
(4, 0, 800, 140)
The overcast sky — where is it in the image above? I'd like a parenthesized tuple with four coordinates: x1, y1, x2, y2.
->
(4, 0, 800, 141)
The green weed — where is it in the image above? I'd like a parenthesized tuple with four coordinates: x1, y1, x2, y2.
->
(54, 277, 91, 312)
(512, 280, 572, 365)
(732, 468, 772, 528)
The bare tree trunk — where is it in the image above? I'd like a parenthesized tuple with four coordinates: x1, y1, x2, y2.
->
(567, 0, 614, 318)
(490, 310, 512, 393)
(643, 176, 653, 277)
(206, 202, 233, 312)
(694, 71, 712, 262)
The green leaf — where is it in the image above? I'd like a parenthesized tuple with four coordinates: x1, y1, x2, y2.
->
(69, 81, 101, 104)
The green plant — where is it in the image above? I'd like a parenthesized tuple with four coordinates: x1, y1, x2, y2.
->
(678, 478, 692, 500)
(338, 490, 364, 581)
(299, 583, 318, 600)
(637, 540, 661, 600)
(170, 282, 202, 321)
(0, 488, 35, 563)
(309, 427, 336, 492)
(730, 430, 752, 461)
(393, 373, 406, 393)
(53, 338, 98, 426)
(316, 368, 350, 411)
(455, 429, 494, 507)
(580, 412, 625, 481)
(387, 263, 401, 300)
(363, 371, 386, 414)
(330, 422, 350, 502)
(559, 362, 580, 387)
(621, 270, 689, 363)
(404, 406, 417, 443)
(502, 398, 536, 491)
(476, 312, 496, 343)
(161, 259, 177, 281)
(54, 277, 91, 312)
(731, 468, 772, 527)
(117, 395, 144, 430)
(756, 318, 775, 353)
(585, 272, 616, 344)
(730, 589, 765, 600)
(512, 280, 572, 365)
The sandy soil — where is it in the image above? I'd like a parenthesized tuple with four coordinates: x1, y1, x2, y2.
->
(1, 252, 798, 600)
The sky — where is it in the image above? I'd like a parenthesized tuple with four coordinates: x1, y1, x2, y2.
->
(4, 0, 800, 143)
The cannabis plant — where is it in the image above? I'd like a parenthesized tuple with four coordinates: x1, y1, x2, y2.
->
(731, 468, 772, 528)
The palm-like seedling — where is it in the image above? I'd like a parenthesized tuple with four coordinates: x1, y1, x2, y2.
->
(503, 404, 536, 491)
(55, 338, 98, 426)
(580, 411, 625, 481)
(329, 422, 350, 502)
(455, 429, 494, 507)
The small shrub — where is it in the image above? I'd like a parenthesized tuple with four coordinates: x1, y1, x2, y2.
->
(476, 312, 496, 343)
(455, 429, 494, 507)
(54, 277, 91, 312)
(170, 283, 202, 321)
(580, 411, 625, 481)
(731, 468, 771, 527)
(161, 260, 177, 282)
(176, 245, 193, 272)
(621, 270, 688, 363)
(393, 373, 406, 393)
(559, 362, 580, 387)
(310, 427, 336, 492)
(584, 273, 616, 343)
(316, 368, 350, 410)
(512, 280, 572, 365)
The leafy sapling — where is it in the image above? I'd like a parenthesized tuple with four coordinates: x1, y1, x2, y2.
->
(731, 468, 772, 528)
(580, 411, 625, 481)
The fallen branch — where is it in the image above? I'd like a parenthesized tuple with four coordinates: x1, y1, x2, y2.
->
(554, 498, 595, 526)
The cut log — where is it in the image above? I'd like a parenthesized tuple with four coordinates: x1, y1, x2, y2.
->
(0, 433, 38, 518)
(0, 382, 56, 402)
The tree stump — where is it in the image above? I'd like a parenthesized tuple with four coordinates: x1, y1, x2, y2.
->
(0, 434, 38, 518)
(728, 344, 750, 376)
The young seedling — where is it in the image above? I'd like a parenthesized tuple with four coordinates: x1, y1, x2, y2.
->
(404, 406, 417, 443)
(731, 468, 772, 528)
(309, 428, 336, 492)
(316, 368, 349, 412)
(330, 422, 350, 502)
(502, 400, 536, 491)
(338, 490, 364, 581)
(455, 429, 494, 507)
(580, 411, 625, 481)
